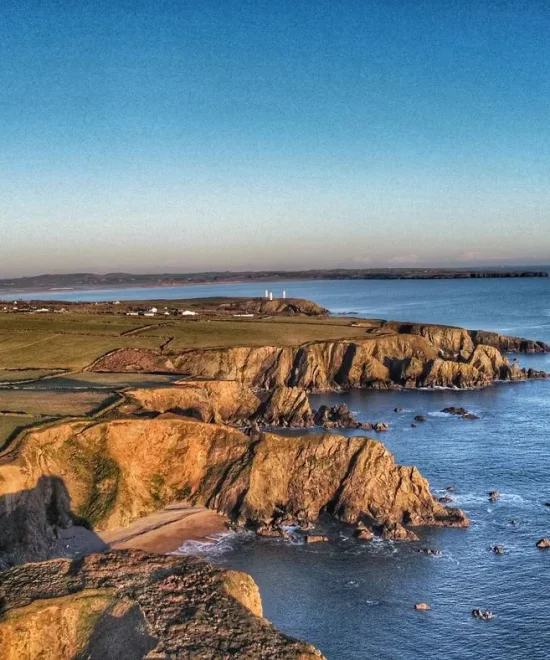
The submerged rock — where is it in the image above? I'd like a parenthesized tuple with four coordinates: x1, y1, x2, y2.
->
(414, 415, 427, 422)
(438, 496, 454, 504)
(489, 491, 501, 503)
(414, 602, 431, 611)
(472, 609, 494, 620)
(490, 545, 504, 555)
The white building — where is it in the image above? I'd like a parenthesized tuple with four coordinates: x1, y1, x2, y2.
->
(181, 310, 197, 316)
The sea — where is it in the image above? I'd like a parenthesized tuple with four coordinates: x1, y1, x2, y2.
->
(7, 277, 550, 660)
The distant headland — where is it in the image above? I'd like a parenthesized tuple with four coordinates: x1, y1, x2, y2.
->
(0, 267, 548, 293)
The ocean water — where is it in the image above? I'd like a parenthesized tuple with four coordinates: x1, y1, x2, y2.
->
(8, 277, 550, 659)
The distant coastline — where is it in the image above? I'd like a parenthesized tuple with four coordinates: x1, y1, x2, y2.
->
(0, 267, 548, 295)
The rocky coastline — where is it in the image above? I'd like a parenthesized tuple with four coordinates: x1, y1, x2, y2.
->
(0, 313, 548, 657)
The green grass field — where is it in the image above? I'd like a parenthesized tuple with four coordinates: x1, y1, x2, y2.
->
(0, 390, 114, 416)
(0, 312, 368, 370)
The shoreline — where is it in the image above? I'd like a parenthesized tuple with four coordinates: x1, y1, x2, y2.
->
(58, 502, 229, 557)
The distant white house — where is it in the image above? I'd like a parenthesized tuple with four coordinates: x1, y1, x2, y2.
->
(143, 312, 156, 317)
(126, 312, 139, 316)
(180, 310, 197, 316)
(233, 313, 254, 317)
(149, 307, 158, 314)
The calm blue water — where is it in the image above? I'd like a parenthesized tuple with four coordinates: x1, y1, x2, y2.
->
(8, 278, 550, 658)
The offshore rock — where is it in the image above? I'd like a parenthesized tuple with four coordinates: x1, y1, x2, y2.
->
(0, 418, 468, 566)
(0, 551, 323, 659)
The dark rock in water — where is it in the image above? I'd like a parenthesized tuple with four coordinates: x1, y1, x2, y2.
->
(442, 407, 469, 416)
(441, 407, 479, 420)
(508, 519, 518, 526)
(414, 602, 431, 611)
(543, 502, 550, 508)
(256, 525, 284, 538)
(526, 368, 549, 379)
(490, 545, 504, 555)
(354, 521, 374, 541)
(438, 496, 454, 504)
(373, 422, 389, 432)
(446, 485, 456, 492)
(414, 415, 427, 422)
(411, 423, 417, 428)
(305, 534, 329, 544)
(380, 522, 419, 542)
(417, 548, 442, 556)
(472, 609, 494, 620)
(394, 407, 404, 413)
(488, 490, 500, 502)
(314, 404, 370, 430)
(536, 538, 550, 549)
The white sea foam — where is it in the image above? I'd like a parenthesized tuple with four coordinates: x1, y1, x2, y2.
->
(173, 530, 249, 557)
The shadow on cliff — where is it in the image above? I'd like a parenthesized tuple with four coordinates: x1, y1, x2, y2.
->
(76, 601, 158, 660)
(0, 475, 107, 570)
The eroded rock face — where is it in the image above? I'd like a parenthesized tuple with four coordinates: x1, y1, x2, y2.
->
(125, 382, 316, 428)
(91, 329, 544, 390)
(0, 418, 468, 567)
(0, 551, 323, 659)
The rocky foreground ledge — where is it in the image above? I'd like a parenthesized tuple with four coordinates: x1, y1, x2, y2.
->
(0, 550, 323, 659)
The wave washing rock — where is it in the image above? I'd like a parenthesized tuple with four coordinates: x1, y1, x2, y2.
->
(90, 329, 547, 390)
(0, 550, 323, 659)
(0, 418, 468, 567)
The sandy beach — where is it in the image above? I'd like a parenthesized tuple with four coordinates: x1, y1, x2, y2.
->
(100, 502, 229, 553)
(58, 502, 229, 557)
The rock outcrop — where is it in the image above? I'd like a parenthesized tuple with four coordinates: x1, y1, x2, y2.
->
(216, 297, 329, 316)
(124, 382, 316, 427)
(125, 382, 378, 429)
(0, 418, 468, 567)
(91, 328, 545, 390)
(0, 550, 323, 659)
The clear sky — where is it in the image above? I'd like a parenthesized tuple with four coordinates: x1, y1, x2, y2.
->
(1, 0, 549, 276)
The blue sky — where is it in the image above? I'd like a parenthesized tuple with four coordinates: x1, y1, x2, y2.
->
(1, 0, 549, 275)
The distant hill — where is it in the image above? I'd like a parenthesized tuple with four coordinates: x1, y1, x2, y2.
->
(0, 267, 547, 293)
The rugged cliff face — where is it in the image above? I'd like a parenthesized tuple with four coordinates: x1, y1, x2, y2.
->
(384, 322, 550, 355)
(0, 418, 467, 567)
(123, 381, 315, 427)
(91, 331, 541, 390)
(0, 550, 323, 659)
